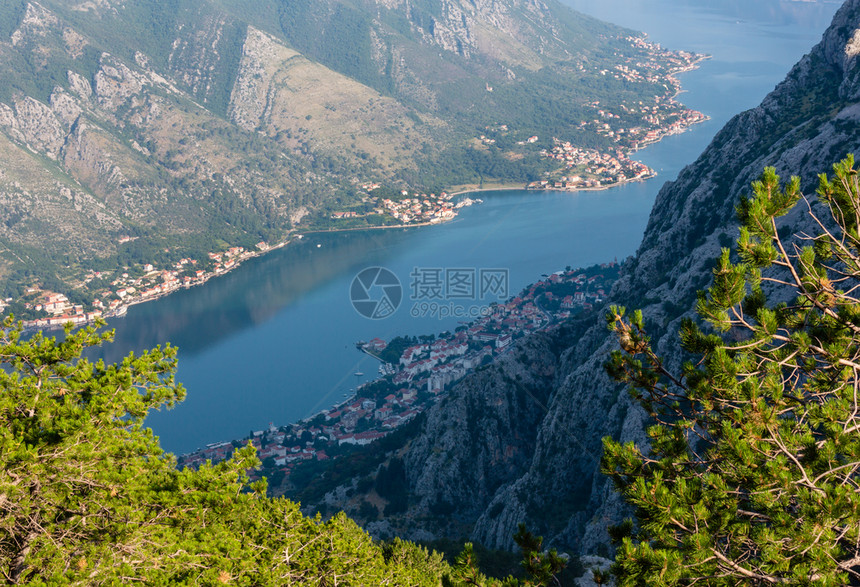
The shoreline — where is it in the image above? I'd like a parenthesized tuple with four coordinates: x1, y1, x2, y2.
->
(25, 166, 675, 331)
(26, 54, 712, 332)
(446, 183, 528, 197)
(297, 218, 456, 235)
(180, 263, 619, 466)
(288, 170, 661, 237)
(24, 239, 292, 332)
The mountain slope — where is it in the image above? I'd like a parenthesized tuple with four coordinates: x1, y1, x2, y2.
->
(303, 0, 860, 555)
(0, 0, 704, 305)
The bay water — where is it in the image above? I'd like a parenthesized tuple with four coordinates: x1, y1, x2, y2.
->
(101, 0, 842, 454)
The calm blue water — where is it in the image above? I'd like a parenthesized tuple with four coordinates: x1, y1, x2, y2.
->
(104, 0, 842, 454)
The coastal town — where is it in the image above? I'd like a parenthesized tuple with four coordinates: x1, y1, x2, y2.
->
(176, 262, 620, 490)
(528, 142, 654, 190)
(327, 186, 474, 227)
(479, 85, 707, 192)
(516, 35, 709, 190)
(6, 242, 271, 330)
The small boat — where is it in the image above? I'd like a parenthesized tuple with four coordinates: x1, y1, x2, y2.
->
(354, 371, 364, 377)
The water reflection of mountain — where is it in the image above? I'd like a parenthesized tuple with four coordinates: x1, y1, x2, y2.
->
(717, 0, 841, 26)
(565, 0, 840, 39)
(93, 229, 413, 364)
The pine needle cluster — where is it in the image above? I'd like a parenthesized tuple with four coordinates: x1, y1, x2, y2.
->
(604, 156, 860, 585)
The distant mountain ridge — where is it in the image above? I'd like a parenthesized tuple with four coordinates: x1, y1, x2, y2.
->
(299, 0, 860, 556)
(0, 0, 694, 304)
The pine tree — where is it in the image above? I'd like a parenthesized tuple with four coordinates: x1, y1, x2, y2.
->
(0, 318, 449, 584)
(0, 316, 565, 585)
(603, 156, 860, 585)
(444, 525, 567, 586)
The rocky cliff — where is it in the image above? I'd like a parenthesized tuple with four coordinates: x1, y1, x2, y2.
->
(311, 0, 860, 555)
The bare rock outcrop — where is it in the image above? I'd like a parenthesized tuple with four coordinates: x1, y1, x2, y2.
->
(94, 55, 145, 112)
(12, 96, 66, 159)
(11, 2, 60, 47)
(228, 27, 290, 131)
(50, 87, 82, 127)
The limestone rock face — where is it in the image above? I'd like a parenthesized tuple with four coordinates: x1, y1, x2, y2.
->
(369, 0, 560, 61)
(93, 56, 145, 112)
(228, 27, 292, 132)
(0, 104, 21, 136)
(67, 70, 93, 101)
(50, 87, 82, 127)
(11, 2, 60, 47)
(12, 96, 66, 159)
(402, 333, 559, 519)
